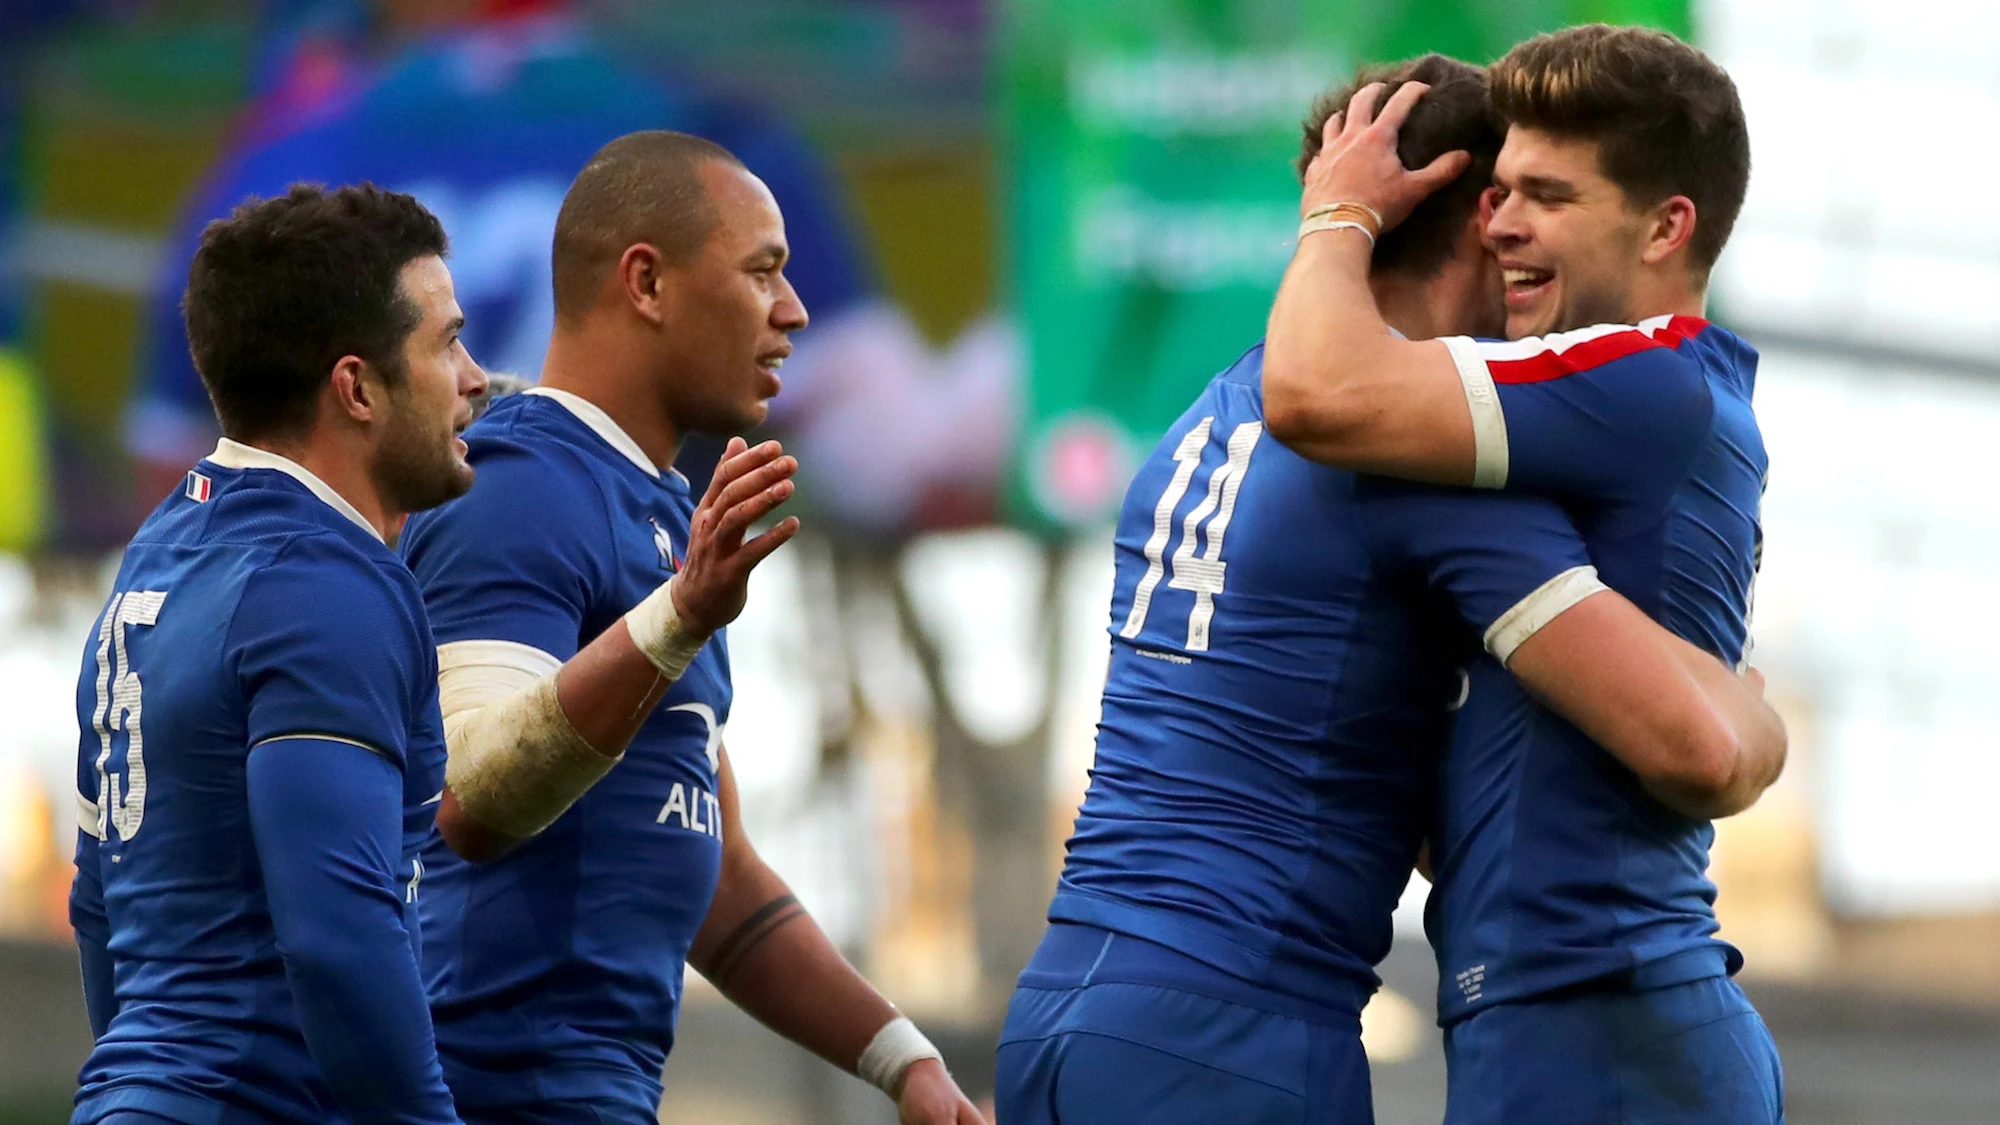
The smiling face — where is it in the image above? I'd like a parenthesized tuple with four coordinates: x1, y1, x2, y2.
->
(655, 161, 808, 435)
(1483, 127, 1658, 339)
(369, 254, 486, 513)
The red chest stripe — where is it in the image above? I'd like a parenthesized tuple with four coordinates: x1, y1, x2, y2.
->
(1487, 316, 1709, 385)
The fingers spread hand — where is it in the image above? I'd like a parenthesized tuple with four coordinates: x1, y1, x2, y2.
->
(712, 478, 795, 543)
(704, 440, 785, 506)
(1345, 81, 1386, 132)
(736, 516, 800, 570)
(1413, 149, 1473, 192)
(710, 454, 797, 517)
(1373, 80, 1431, 133)
(699, 436, 750, 507)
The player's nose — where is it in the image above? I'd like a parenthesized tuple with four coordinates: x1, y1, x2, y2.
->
(771, 271, 808, 332)
(461, 358, 491, 401)
(1482, 190, 1527, 248)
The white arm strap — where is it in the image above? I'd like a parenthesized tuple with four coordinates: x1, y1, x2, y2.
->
(857, 1015, 944, 1096)
(438, 640, 619, 839)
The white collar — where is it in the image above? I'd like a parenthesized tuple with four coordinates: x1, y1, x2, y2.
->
(522, 386, 690, 485)
(203, 439, 383, 542)
(1388, 326, 1409, 341)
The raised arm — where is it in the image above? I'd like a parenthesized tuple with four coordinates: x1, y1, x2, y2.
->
(689, 747, 984, 1125)
(1264, 82, 1714, 498)
(1264, 81, 1486, 484)
(422, 437, 799, 861)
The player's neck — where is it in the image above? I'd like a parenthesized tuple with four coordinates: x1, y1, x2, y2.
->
(253, 433, 401, 543)
(1370, 273, 1449, 342)
(538, 332, 683, 473)
(1626, 268, 1709, 324)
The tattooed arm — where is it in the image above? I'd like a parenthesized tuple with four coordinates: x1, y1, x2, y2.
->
(689, 748, 983, 1124)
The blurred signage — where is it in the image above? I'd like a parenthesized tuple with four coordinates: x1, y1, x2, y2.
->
(1002, 0, 1691, 530)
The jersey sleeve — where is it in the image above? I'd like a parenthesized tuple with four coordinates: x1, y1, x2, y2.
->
(229, 537, 431, 766)
(400, 439, 614, 663)
(1359, 478, 1607, 664)
(1439, 317, 1714, 498)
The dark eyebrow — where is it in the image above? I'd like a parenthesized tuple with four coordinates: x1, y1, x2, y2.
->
(740, 242, 788, 270)
(1517, 174, 1579, 200)
(444, 314, 466, 335)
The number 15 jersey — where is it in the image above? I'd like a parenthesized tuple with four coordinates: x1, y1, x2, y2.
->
(1048, 344, 1606, 1015)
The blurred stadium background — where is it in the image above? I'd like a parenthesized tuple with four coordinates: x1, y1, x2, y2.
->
(3, 1, 1999, 1122)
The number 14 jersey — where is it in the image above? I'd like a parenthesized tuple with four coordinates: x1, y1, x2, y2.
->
(1049, 344, 1603, 1015)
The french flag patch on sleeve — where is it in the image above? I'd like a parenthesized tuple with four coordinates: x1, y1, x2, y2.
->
(185, 471, 212, 502)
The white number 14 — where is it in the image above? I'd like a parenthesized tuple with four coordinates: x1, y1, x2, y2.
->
(1120, 417, 1262, 652)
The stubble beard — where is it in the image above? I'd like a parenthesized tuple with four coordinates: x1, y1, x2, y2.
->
(372, 399, 474, 515)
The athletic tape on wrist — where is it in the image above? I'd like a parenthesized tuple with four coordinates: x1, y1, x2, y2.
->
(624, 577, 707, 680)
(857, 1015, 943, 1096)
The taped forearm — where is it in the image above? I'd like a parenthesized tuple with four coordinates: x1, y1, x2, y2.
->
(445, 674, 620, 838)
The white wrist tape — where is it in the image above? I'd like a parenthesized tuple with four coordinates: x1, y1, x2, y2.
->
(623, 577, 707, 680)
(857, 1015, 943, 1096)
(444, 674, 620, 839)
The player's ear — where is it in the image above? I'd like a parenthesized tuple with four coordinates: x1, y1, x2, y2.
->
(1638, 195, 1697, 267)
(618, 243, 671, 326)
(329, 354, 387, 425)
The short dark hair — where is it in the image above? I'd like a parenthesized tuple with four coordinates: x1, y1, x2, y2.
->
(551, 130, 746, 322)
(1490, 24, 1750, 278)
(183, 183, 448, 441)
(1299, 54, 1504, 278)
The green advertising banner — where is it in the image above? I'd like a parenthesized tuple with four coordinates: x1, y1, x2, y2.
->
(1003, 0, 1691, 530)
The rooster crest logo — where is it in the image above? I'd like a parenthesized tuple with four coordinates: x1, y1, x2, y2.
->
(649, 518, 680, 572)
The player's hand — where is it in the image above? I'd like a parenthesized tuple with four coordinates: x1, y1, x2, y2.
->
(894, 1058, 986, 1125)
(1301, 80, 1471, 232)
(670, 436, 801, 637)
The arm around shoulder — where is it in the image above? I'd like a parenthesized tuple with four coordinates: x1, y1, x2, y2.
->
(1502, 588, 1786, 819)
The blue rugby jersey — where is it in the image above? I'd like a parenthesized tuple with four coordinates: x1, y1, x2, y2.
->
(69, 441, 450, 1125)
(1426, 316, 1768, 1024)
(1048, 344, 1605, 1016)
(400, 390, 731, 1115)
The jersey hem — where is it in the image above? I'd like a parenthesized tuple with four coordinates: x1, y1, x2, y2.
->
(1047, 887, 1375, 1017)
(1435, 941, 1736, 1027)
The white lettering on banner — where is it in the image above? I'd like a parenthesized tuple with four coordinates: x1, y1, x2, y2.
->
(1070, 49, 1341, 136)
(656, 783, 723, 839)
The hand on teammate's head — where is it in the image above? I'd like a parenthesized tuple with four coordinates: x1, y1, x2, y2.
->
(1302, 80, 1472, 234)
(668, 435, 801, 637)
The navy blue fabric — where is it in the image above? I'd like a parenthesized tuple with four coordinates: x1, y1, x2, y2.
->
(996, 925, 1372, 1125)
(1049, 344, 1594, 1019)
(1442, 972, 1783, 1125)
(70, 459, 449, 1125)
(402, 392, 731, 1117)
(1427, 321, 1768, 1025)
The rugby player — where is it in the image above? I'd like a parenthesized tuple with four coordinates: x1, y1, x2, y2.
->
(1263, 26, 1785, 1124)
(995, 54, 1783, 1125)
(399, 132, 983, 1125)
(70, 184, 486, 1125)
